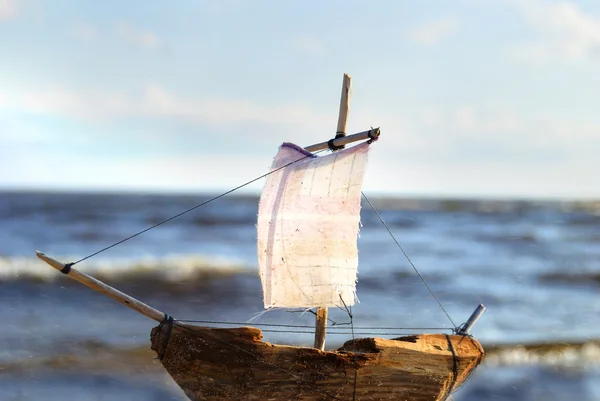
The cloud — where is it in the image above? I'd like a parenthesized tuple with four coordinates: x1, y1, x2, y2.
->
(356, 103, 600, 198)
(0, 0, 17, 20)
(3, 86, 600, 197)
(2, 84, 334, 128)
(5, 83, 597, 155)
(409, 16, 459, 45)
(13, 86, 134, 121)
(365, 103, 600, 169)
(0, 151, 273, 193)
(508, 0, 600, 62)
(115, 20, 162, 49)
(140, 84, 333, 126)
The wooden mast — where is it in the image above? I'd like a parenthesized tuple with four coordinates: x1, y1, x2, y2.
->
(313, 73, 352, 351)
(336, 73, 351, 141)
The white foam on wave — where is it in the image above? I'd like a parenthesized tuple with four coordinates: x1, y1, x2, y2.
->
(485, 341, 600, 368)
(0, 253, 253, 282)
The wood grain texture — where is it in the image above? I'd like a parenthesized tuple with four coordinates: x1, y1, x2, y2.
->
(336, 73, 351, 136)
(151, 324, 484, 401)
(314, 307, 328, 351)
(36, 251, 166, 323)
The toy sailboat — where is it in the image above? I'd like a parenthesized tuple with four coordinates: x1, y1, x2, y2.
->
(36, 74, 485, 401)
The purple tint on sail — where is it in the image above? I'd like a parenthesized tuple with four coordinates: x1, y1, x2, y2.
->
(257, 142, 371, 309)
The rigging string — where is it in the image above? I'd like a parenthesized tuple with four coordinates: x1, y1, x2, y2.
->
(69, 149, 326, 266)
(175, 319, 450, 331)
(443, 334, 459, 399)
(156, 314, 174, 360)
(61, 139, 458, 334)
(447, 335, 485, 396)
(293, 308, 347, 326)
(339, 295, 358, 401)
(66, 140, 457, 333)
(361, 192, 458, 329)
(175, 319, 451, 336)
(285, 303, 357, 326)
(55, 137, 456, 334)
(256, 329, 427, 335)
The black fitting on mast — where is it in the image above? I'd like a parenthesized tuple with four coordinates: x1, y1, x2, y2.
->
(60, 263, 73, 274)
(328, 132, 346, 151)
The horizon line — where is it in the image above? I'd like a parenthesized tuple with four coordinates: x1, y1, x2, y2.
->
(1, 185, 598, 203)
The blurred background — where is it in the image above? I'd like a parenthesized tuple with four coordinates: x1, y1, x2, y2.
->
(1, 1, 600, 400)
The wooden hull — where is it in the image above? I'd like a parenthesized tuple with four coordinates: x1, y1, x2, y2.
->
(151, 323, 484, 401)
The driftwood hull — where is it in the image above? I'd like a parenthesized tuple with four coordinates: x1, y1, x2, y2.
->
(151, 323, 484, 401)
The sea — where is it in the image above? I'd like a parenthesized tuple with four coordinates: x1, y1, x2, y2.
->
(1, 190, 600, 401)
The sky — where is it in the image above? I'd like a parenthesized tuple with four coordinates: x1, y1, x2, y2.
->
(1, 0, 599, 199)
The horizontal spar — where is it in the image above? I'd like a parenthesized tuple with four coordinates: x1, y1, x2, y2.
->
(304, 128, 380, 153)
(36, 251, 167, 323)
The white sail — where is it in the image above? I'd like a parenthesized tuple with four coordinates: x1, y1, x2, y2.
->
(257, 142, 371, 309)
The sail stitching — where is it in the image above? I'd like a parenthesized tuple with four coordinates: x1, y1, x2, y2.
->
(361, 192, 458, 328)
(259, 143, 368, 309)
(277, 167, 313, 305)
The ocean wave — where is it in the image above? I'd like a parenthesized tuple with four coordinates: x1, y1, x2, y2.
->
(484, 340, 600, 368)
(0, 339, 159, 375)
(0, 254, 253, 284)
(537, 271, 600, 286)
(475, 232, 538, 245)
